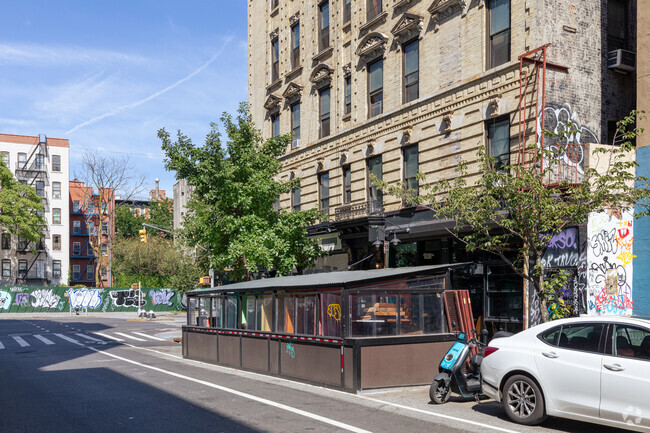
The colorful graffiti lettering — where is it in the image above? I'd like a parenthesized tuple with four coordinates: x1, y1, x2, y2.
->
(110, 289, 146, 308)
(68, 288, 103, 309)
(327, 304, 341, 323)
(0, 290, 11, 310)
(149, 289, 175, 307)
(285, 342, 295, 359)
(15, 293, 29, 306)
(30, 289, 61, 309)
(591, 292, 634, 315)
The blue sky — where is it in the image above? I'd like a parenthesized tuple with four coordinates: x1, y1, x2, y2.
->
(1, 1, 248, 196)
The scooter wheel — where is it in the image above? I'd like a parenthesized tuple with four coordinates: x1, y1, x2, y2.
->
(429, 379, 451, 404)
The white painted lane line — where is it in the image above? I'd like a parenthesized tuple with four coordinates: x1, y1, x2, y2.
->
(114, 332, 146, 342)
(93, 332, 123, 342)
(54, 333, 79, 344)
(34, 334, 55, 345)
(87, 347, 371, 433)
(12, 336, 30, 347)
(132, 332, 165, 341)
(76, 333, 104, 342)
(0, 340, 4, 349)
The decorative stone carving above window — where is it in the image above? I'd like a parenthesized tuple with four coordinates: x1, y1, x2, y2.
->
(310, 64, 333, 88)
(401, 128, 413, 145)
(441, 111, 454, 133)
(488, 94, 501, 117)
(342, 63, 351, 77)
(289, 12, 299, 26)
(282, 83, 303, 103)
(269, 28, 279, 40)
(355, 33, 388, 65)
(429, 0, 466, 30)
(316, 160, 325, 172)
(340, 152, 348, 165)
(264, 94, 282, 111)
(365, 143, 375, 157)
(391, 13, 424, 46)
(394, 0, 415, 10)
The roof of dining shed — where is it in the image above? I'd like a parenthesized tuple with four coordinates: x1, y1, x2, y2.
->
(187, 263, 471, 295)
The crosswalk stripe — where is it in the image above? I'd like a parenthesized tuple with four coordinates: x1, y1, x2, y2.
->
(54, 333, 79, 344)
(34, 334, 55, 345)
(93, 332, 123, 342)
(12, 336, 30, 347)
(114, 332, 146, 342)
(76, 333, 104, 342)
(132, 332, 165, 341)
(0, 341, 4, 349)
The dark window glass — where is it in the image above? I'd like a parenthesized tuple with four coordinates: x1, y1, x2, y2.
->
(52, 208, 61, 225)
(613, 325, 650, 359)
(540, 327, 561, 346)
(18, 153, 26, 169)
(73, 265, 80, 281)
(367, 155, 383, 205)
(404, 39, 419, 103)
(291, 102, 300, 147)
(319, 171, 330, 217)
(291, 185, 301, 211)
(343, 165, 351, 204)
(52, 182, 61, 199)
(271, 0, 279, 10)
(368, 59, 383, 117)
(343, 0, 351, 23)
(35, 154, 44, 170)
(608, 0, 627, 51)
(367, 0, 382, 21)
(1, 233, 10, 250)
(403, 145, 419, 194)
(73, 242, 80, 255)
(320, 87, 331, 138)
(2, 260, 10, 277)
(53, 261, 61, 278)
(488, 117, 510, 169)
(558, 323, 604, 353)
(18, 260, 27, 276)
(53, 234, 61, 250)
(291, 23, 300, 69)
(271, 112, 280, 138)
(319, 1, 330, 51)
(52, 155, 61, 171)
(488, 0, 510, 68)
(271, 38, 279, 82)
(344, 75, 352, 114)
(36, 181, 44, 197)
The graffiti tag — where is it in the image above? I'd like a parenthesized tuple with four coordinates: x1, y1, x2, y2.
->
(285, 342, 295, 359)
(15, 293, 29, 306)
(327, 303, 341, 323)
(68, 288, 103, 309)
(149, 289, 175, 307)
(0, 290, 11, 310)
(110, 289, 146, 308)
(30, 289, 61, 309)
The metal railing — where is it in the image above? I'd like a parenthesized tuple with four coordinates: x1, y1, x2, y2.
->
(335, 200, 383, 221)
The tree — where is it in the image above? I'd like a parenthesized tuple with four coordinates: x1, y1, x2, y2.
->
(148, 197, 174, 238)
(75, 152, 146, 286)
(375, 111, 649, 323)
(159, 103, 325, 282)
(0, 161, 45, 242)
(115, 204, 145, 239)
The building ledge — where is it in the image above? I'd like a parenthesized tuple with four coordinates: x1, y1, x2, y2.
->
(312, 46, 333, 62)
(285, 65, 303, 81)
(360, 11, 388, 32)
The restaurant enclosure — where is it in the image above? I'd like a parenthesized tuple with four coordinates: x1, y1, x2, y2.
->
(183, 264, 468, 392)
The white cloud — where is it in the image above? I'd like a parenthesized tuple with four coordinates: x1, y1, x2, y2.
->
(0, 43, 148, 66)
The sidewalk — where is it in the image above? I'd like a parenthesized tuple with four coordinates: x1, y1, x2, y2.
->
(0, 310, 187, 322)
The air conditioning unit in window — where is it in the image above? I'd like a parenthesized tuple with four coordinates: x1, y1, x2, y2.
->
(291, 139, 300, 149)
(608, 49, 636, 72)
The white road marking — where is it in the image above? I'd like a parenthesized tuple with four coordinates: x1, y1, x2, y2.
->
(34, 334, 55, 345)
(132, 332, 165, 341)
(12, 336, 29, 347)
(93, 332, 123, 342)
(54, 333, 79, 344)
(0, 340, 4, 349)
(85, 346, 371, 433)
(76, 333, 104, 342)
(114, 332, 146, 342)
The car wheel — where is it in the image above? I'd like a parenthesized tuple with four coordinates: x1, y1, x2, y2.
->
(502, 375, 546, 425)
(429, 379, 451, 404)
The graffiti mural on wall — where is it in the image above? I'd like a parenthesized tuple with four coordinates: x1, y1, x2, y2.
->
(68, 288, 103, 309)
(541, 227, 579, 268)
(110, 289, 146, 308)
(0, 290, 11, 310)
(587, 210, 635, 315)
(30, 289, 61, 309)
(149, 289, 175, 307)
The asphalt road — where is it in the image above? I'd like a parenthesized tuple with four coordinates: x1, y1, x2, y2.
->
(0, 314, 634, 433)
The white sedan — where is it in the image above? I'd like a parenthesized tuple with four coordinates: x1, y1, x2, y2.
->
(481, 316, 650, 432)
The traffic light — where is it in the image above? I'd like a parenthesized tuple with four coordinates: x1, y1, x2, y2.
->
(139, 229, 147, 243)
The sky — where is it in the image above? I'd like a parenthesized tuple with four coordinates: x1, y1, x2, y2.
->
(1, 0, 248, 197)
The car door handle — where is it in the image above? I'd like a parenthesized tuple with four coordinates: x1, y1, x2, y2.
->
(603, 363, 625, 372)
(542, 351, 559, 359)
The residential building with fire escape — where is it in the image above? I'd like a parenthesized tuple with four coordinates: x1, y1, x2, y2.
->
(0, 133, 70, 286)
(248, 0, 638, 330)
(69, 180, 115, 287)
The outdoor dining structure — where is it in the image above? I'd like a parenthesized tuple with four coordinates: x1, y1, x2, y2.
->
(183, 264, 467, 392)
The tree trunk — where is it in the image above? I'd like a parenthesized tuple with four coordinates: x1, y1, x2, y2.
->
(536, 255, 550, 323)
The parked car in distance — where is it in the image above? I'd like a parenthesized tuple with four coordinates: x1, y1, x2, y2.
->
(481, 316, 650, 432)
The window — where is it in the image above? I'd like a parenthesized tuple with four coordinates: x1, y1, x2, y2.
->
(87, 265, 94, 281)
(403, 145, 419, 194)
(53, 260, 61, 278)
(36, 181, 44, 198)
(101, 266, 108, 280)
(613, 325, 650, 359)
(73, 220, 81, 234)
(52, 155, 61, 172)
(17, 236, 28, 251)
(101, 202, 107, 214)
(2, 260, 10, 277)
(404, 39, 419, 103)
(73, 242, 80, 255)
(291, 102, 301, 148)
(557, 323, 604, 353)
(319, 1, 330, 51)
(488, 0, 510, 69)
(343, 0, 351, 24)
(101, 243, 108, 256)
(344, 75, 352, 115)
(73, 200, 80, 212)
(270, 0, 279, 10)
(367, 155, 383, 205)
(271, 111, 280, 138)
(368, 59, 383, 117)
(52, 182, 61, 199)
(88, 202, 94, 214)
(488, 117, 511, 169)
(271, 37, 279, 82)
(73, 265, 80, 281)
(35, 154, 44, 170)
(342, 165, 352, 204)
(319, 87, 331, 138)
(101, 222, 108, 235)
(1, 233, 10, 250)
(18, 260, 27, 277)
(88, 220, 95, 234)
(18, 153, 26, 169)
(291, 185, 301, 211)
(291, 23, 300, 70)
(367, 0, 382, 21)
(52, 208, 61, 225)
(88, 243, 94, 256)
(52, 234, 61, 251)
(319, 171, 330, 217)
(608, 0, 627, 51)
(0, 152, 9, 168)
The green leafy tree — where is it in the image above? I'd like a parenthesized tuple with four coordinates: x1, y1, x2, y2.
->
(0, 161, 45, 242)
(375, 111, 649, 323)
(148, 197, 174, 238)
(115, 204, 146, 239)
(159, 103, 325, 282)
